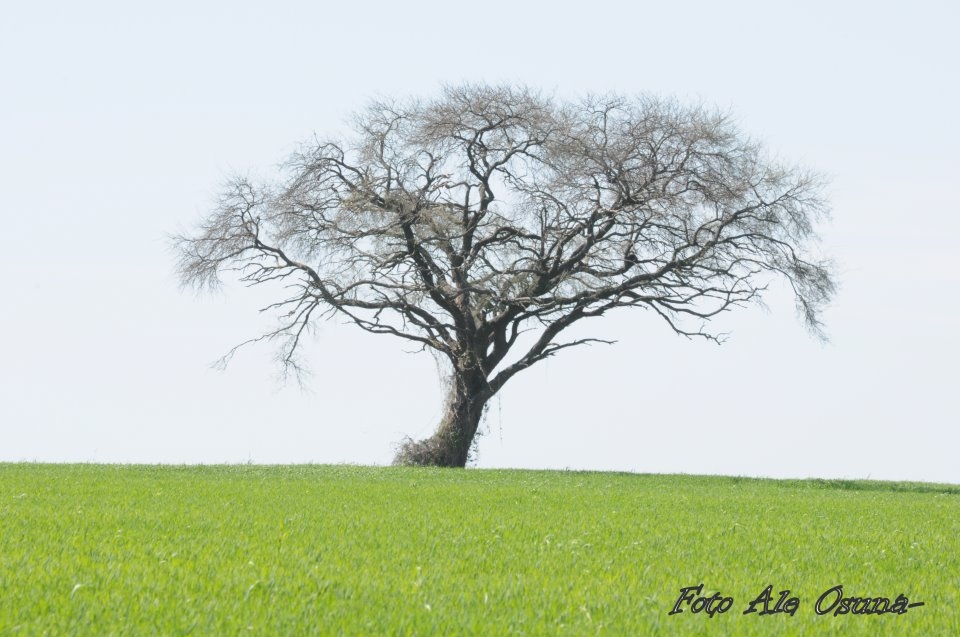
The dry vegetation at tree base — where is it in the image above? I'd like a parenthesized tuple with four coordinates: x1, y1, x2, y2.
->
(1, 465, 958, 635)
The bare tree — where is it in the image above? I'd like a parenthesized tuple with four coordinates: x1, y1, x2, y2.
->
(175, 84, 834, 467)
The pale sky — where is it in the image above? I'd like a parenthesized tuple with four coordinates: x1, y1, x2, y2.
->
(2, 0, 957, 483)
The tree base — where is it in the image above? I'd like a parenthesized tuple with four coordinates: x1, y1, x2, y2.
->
(392, 434, 469, 468)
(393, 369, 488, 468)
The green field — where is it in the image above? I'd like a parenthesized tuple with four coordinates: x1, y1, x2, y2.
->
(1, 465, 957, 635)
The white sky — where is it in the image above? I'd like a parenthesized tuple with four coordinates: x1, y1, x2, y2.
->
(1, 0, 957, 483)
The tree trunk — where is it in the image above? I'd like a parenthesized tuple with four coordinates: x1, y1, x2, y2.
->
(393, 366, 491, 467)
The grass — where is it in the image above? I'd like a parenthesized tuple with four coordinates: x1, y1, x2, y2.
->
(1, 464, 957, 635)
